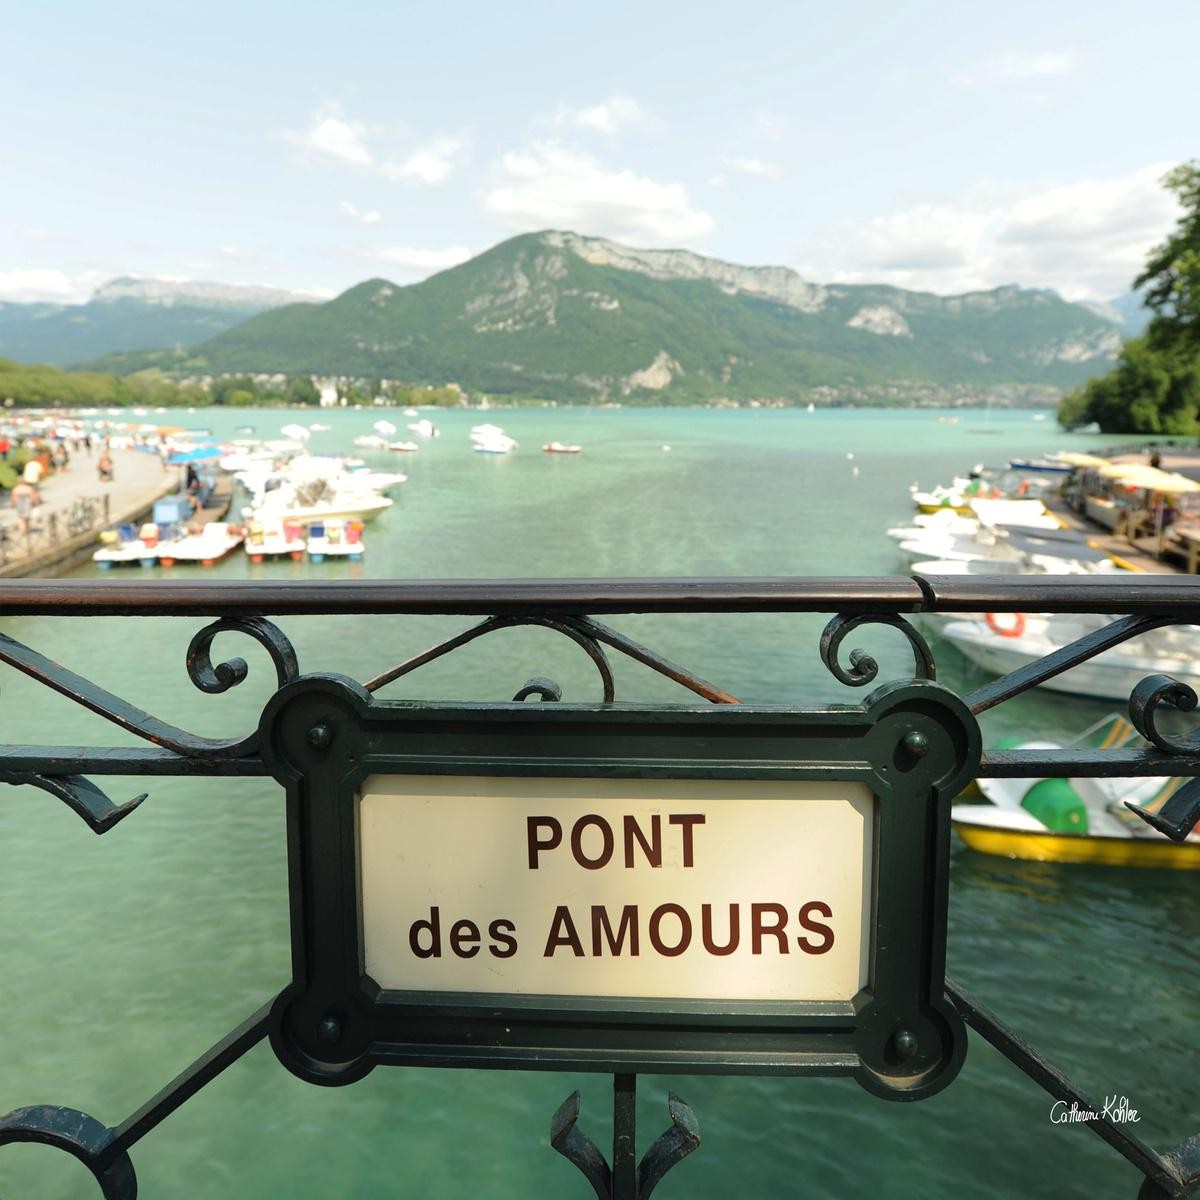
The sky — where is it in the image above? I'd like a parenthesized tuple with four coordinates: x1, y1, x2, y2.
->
(2, 0, 1198, 306)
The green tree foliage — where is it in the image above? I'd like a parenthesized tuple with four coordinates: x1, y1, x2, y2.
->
(0, 357, 201, 408)
(1137, 162, 1200, 357)
(1060, 161, 1200, 433)
(285, 376, 320, 405)
(1059, 338, 1200, 433)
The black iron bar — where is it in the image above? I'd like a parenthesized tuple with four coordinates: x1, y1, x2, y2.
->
(0, 747, 269, 774)
(917, 573, 1200, 614)
(981, 749, 1200, 777)
(97, 1001, 273, 1165)
(574, 616, 741, 704)
(946, 979, 1180, 1195)
(0, 576, 927, 616)
(0, 573, 1199, 616)
(612, 1074, 638, 1199)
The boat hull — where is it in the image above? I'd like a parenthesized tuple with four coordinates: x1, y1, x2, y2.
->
(953, 819, 1200, 869)
(938, 619, 1200, 700)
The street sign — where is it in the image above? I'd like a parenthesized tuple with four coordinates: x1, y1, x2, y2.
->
(359, 775, 873, 1002)
(259, 674, 979, 1100)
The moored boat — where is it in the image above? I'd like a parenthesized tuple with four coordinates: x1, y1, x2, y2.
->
(953, 716, 1200, 869)
(243, 519, 307, 563)
(156, 522, 244, 568)
(306, 519, 365, 563)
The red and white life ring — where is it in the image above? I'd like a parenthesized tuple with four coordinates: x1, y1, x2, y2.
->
(986, 612, 1026, 638)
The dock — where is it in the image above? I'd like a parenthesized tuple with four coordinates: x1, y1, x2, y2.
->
(1043, 497, 1180, 574)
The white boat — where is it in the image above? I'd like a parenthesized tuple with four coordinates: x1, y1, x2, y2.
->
(93, 523, 161, 569)
(156, 522, 244, 567)
(373, 420, 398, 436)
(353, 435, 389, 450)
(306, 519, 365, 562)
(471, 424, 517, 454)
(543, 441, 582, 454)
(408, 418, 438, 439)
(243, 520, 307, 563)
(388, 441, 419, 452)
(247, 486, 393, 525)
(309, 423, 332, 432)
(937, 612, 1200, 699)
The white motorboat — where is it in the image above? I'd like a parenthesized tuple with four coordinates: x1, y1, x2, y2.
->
(388, 441, 419, 452)
(471, 424, 517, 454)
(543, 441, 582, 454)
(408, 418, 438, 438)
(937, 612, 1200, 700)
(353, 435, 389, 450)
(247, 485, 393, 525)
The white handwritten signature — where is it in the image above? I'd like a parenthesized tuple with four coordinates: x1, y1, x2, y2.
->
(1050, 1097, 1140, 1125)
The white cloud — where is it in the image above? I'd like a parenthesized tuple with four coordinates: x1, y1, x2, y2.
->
(339, 201, 382, 225)
(289, 111, 374, 166)
(375, 245, 472, 278)
(484, 141, 715, 245)
(956, 49, 1078, 87)
(0, 268, 107, 304)
(556, 94, 651, 137)
(382, 137, 463, 186)
(794, 163, 1182, 301)
(726, 157, 781, 179)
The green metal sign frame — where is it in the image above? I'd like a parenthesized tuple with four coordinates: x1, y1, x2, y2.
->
(260, 673, 980, 1101)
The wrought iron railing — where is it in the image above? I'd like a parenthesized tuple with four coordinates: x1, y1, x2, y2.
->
(0, 574, 1198, 1199)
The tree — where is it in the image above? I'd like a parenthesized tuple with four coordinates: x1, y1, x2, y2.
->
(1059, 161, 1200, 433)
(1136, 161, 1200, 357)
(285, 376, 320, 406)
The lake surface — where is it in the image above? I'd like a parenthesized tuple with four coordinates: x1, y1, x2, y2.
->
(1, 406, 1196, 1199)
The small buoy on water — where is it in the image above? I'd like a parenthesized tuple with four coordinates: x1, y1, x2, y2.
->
(662, 445, 672, 452)
(846, 452, 855, 460)
(852, 465, 860, 477)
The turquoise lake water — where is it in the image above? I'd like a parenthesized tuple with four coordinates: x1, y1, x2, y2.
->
(0, 406, 1196, 1198)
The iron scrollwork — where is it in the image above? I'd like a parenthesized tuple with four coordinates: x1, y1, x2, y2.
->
(819, 612, 936, 686)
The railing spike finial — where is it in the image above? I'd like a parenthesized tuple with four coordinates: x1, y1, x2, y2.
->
(551, 1076, 700, 1199)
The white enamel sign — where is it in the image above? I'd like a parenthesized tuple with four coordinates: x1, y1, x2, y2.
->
(358, 774, 874, 1002)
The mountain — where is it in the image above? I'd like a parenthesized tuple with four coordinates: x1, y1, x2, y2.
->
(0, 278, 310, 368)
(104, 233, 1128, 402)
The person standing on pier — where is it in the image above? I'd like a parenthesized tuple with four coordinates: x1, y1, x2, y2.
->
(9, 478, 40, 539)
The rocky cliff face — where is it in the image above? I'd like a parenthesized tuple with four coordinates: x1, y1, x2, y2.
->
(93, 277, 312, 311)
(544, 231, 829, 313)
